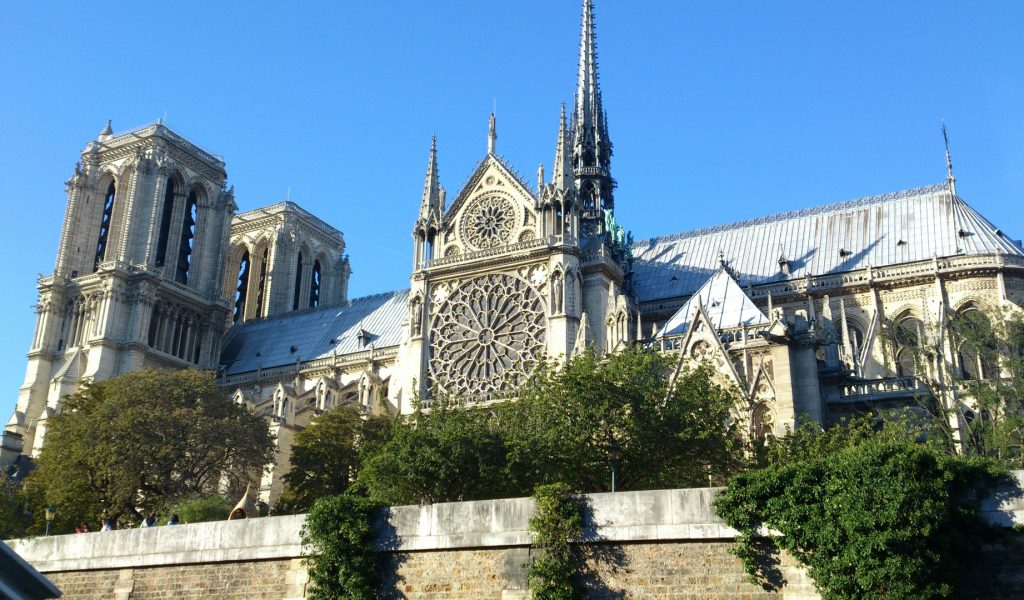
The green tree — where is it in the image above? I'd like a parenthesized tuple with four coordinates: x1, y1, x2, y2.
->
(528, 483, 585, 600)
(25, 369, 273, 532)
(716, 432, 1008, 599)
(278, 405, 392, 512)
(0, 472, 34, 539)
(501, 346, 742, 493)
(883, 307, 1024, 467)
(301, 495, 380, 600)
(169, 494, 232, 524)
(352, 398, 514, 505)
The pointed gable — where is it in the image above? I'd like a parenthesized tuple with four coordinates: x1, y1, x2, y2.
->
(446, 154, 537, 218)
(656, 268, 768, 338)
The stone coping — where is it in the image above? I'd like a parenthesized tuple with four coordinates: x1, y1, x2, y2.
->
(10, 472, 1022, 574)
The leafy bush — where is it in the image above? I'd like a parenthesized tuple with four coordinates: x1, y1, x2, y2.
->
(301, 495, 380, 600)
(716, 438, 1007, 599)
(528, 483, 584, 600)
(170, 494, 231, 524)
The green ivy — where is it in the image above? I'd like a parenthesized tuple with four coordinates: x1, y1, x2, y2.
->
(301, 495, 381, 600)
(528, 483, 584, 600)
(716, 439, 1007, 599)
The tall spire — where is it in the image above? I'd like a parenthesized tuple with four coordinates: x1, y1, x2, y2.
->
(420, 135, 441, 220)
(552, 102, 573, 190)
(942, 120, 957, 196)
(572, 0, 615, 223)
(488, 112, 497, 155)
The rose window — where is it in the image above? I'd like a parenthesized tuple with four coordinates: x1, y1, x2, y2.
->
(462, 195, 514, 249)
(429, 273, 546, 400)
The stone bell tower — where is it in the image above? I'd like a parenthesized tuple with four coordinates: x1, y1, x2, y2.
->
(4, 121, 235, 458)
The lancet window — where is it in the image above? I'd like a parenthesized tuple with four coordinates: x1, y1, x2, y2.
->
(255, 248, 269, 318)
(93, 181, 116, 272)
(155, 178, 176, 267)
(174, 190, 198, 284)
(292, 252, 304, 311)
(309, 260, 321, 308)
(233, 252, 250, 323)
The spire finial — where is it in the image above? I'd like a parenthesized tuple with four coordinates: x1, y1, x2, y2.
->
(572, 0, 615, 221)
(552, 102, 573, 190)
(488, 112, 497, 155)
(942, 119, 956, 196)
(420, 135, 441, 219)
(98, 119, 113, 141)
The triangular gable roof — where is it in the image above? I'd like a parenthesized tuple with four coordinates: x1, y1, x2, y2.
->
(446, 154, 537, 218)
(656, 268, 768, 338)
(668, 302, 745, 392)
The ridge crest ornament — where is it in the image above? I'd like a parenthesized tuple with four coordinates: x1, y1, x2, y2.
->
(429, 273, 546, 401)
(462, 195, 515, 250)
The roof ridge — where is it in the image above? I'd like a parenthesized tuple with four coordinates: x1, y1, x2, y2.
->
(637, 182, 948, 247)
(232, 289, 409, 327)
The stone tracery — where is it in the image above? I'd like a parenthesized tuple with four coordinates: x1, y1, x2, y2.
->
(429, 273, 546, 400)
(461, 195, 515, 250)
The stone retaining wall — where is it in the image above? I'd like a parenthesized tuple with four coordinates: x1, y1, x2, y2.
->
(9, 475, 1024, 600)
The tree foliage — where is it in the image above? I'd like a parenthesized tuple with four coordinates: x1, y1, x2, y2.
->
(25, 369, 273, 532)
(169, 494, 232, 524)
(528, 483, 585, 600)
(279, 405, 392, 512)
(350, 346, 742, 505)
(501, 347, 743, 493)
(0, 471, 34, 539)
(883, 307, 1024, 467)
(301, 495, 380, 600)
(717, 424, 1009, 600)
(352, 399, 513, 505)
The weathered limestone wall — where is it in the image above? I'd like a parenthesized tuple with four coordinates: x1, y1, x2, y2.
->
(9, 477, 1024, 600)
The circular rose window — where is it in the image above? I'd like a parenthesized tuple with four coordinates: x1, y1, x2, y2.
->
(429, 273, 546, 400)
(462, 195, 515, 250)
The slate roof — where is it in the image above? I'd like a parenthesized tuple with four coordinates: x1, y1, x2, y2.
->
(656, 268, 769, 338)
(632, 184, 1023, 303)
(219, 290, 409, 376)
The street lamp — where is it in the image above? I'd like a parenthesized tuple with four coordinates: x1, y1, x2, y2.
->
(608, 441, 621, 493)
(45, 505, 55, 536)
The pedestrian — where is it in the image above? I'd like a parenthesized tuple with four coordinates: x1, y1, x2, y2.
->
(100, 518, 113, 531)
(75, 522, 89, 534)
(140, 512, 157, 528)
(166, 514, 179, 526)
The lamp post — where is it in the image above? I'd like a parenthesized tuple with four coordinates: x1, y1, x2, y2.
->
(608, 441, 621, 493)
(45, 505, 55, 536)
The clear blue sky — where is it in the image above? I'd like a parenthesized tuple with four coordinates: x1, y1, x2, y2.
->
(1, 1, 1022, 421)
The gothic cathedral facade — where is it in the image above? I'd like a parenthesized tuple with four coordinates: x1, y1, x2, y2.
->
(5, 1, 1024, 505)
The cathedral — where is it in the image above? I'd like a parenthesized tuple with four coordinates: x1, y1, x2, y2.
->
(4, 1, 1023, 504)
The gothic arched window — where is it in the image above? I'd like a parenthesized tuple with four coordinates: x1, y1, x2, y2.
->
(233, 252, 250, 323)
(175, 190, 198, 284)
(155, 178, 176, 267)
(892, 316, 925, 378)
(954, 309, 996, 381)
(255, 247, 269, 318)
(93, 181, 116, 272)
(292, 252, 304, 311)
(308, 260, 321, 308)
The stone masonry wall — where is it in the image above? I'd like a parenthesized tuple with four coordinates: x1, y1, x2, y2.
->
(43, 559, 307, 600)
(9, 478, 1024, 600)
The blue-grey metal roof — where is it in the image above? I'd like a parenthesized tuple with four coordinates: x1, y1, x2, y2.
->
(656, 268, 768, 338)
(219, 290, 409, 375)
(632, 183, 1023, 303)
